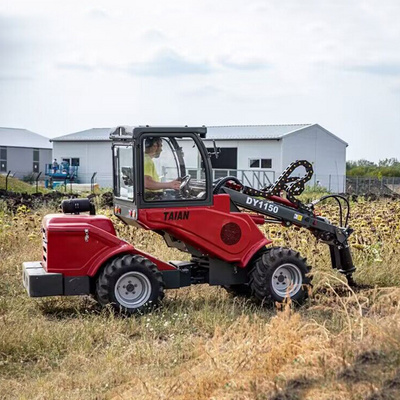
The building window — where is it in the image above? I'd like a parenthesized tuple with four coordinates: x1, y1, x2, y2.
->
(33, 149, 40, 172)
(33, 149, 39, 162)
(249, 159, 260, 168)
(249, 158, 272, 169)
(261, 159, 272, 168)
(0, 147, 6, 172)
(62, 158, 80, 167)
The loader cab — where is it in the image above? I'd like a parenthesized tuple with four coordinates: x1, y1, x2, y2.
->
(111, 126, 212, 224)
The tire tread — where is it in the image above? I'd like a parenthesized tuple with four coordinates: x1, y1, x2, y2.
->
(250, 246, 312, 305)
(96, 254, 165, 314)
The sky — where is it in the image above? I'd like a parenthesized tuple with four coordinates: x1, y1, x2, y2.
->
(0, 0, 399, 162)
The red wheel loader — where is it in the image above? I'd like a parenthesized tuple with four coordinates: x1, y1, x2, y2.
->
(22, 126, 356, 314)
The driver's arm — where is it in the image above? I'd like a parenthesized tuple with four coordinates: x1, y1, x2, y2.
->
(144, 176, 181, 190)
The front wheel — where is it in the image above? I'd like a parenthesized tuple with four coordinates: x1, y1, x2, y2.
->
(250, 247, 312, 305)
(96, 254, 165, 315)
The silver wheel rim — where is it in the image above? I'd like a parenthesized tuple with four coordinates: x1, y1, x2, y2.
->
(115, 271, 152, 309)
(271, 263, 303, 298)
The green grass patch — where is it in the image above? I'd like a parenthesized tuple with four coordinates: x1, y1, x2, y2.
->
(0, 174, 49, 194)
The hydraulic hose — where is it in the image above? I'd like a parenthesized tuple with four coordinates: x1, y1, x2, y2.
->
(213, 176, 243, 194)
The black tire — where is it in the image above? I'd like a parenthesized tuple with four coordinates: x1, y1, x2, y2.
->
(249, 247, 312, 305)
(96, 254, 165, 315)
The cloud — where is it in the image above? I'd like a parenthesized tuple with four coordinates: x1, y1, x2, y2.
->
(56, 62, 95, 72)
(182, 85, 223, 97)
(86, 8, 109, 20)
(347, 63, 400, 76)
(0, 16, 31, 65)
(0, 74, 32, 81)
(142, 29, 167, 43)
(0, 14, 58, 82)
(218, 57, 272, 71)
(125, 49, 212, 77)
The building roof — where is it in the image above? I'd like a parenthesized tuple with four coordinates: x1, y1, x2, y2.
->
(0, 127, 52, 149)
(52, 124, 312, 142)
(51, 128, 112, 142)
(51, 124, 348, 145)
(206, 124, 312, 140)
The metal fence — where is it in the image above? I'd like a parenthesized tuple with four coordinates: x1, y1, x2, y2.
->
(0, 171, 44, 193)
(0, 170, 45, 181)
(4, 169, 400, 197)
(346, 176, 400, 196)
(85, 170, 347, 193)
(1, 170, 101, 193)
(306, 175, 346, 193)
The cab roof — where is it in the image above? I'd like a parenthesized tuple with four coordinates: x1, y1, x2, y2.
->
(109, 126, 207, 140)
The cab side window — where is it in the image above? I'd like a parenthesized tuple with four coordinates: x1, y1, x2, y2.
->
(114, 145, 134, 200)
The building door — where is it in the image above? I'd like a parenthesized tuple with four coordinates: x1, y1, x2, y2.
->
(207, 147, 237, 169)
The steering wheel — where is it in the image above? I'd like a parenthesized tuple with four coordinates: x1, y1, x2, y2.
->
(179, 174, 191, 194)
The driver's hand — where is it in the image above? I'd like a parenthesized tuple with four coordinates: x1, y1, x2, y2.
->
(169, 180, 181, 190)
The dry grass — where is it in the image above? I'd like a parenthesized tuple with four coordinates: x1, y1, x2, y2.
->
(1, 199, 400, 399)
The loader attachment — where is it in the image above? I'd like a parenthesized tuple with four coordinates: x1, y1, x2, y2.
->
(216, 160, 357, 284)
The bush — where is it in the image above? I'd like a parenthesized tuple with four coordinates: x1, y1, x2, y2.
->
(22, 173, 35, 184)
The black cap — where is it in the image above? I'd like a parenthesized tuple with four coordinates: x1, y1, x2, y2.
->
(145, 137, 162, 148)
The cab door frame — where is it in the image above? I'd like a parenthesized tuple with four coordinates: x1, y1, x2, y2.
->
(136, 131, 213, 209)
(112, 141, 138, 225)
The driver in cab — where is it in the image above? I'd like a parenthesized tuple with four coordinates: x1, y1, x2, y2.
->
(144, 137, 181, 193)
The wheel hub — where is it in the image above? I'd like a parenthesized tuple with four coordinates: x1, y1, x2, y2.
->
(126, 283, 135, 292)
(115, 271, 152, 309)
(271, 263, 302, 298)
(277, 273, 286, 283)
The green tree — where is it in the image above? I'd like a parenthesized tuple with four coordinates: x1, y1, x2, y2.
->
(346, 159, 400, 177)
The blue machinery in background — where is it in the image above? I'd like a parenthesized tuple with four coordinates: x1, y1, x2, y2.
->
(44, 162, 79, 188)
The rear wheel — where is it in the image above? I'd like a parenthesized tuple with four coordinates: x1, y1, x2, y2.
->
(96, 254, 165, 315)
(250, 247, 312, 305)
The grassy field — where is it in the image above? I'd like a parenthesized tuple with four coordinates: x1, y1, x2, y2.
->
(1, 199, 400, 399)
(0, 174, 42, 194)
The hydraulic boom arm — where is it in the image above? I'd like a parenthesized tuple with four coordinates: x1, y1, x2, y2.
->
(217, 161, 356, 284)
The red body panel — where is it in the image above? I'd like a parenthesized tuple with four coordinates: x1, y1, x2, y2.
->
(137, 195, 270, 268)
(42, 194, 270, 277)
(42, 214, 175, 277)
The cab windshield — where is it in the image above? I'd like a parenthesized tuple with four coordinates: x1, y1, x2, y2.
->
(143, 136, 207, 202)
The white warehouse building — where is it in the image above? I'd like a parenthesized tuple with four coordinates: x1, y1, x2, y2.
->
(0, 127, 52, 178)
(51, 124, 347, 192)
